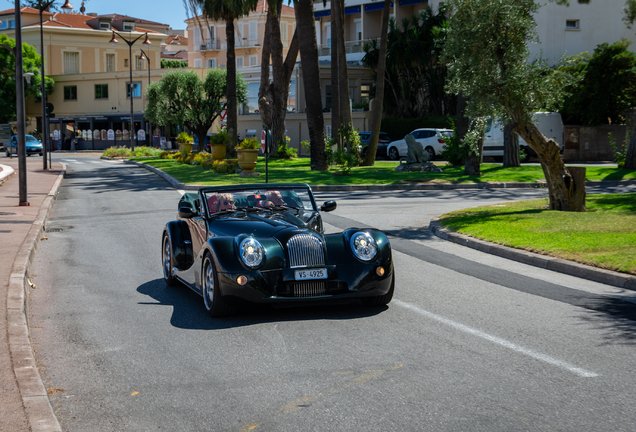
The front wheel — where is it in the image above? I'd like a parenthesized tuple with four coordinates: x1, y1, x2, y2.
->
(202, 254, 235, 317)
(162, 233, 179, 286)
(388, 147, 399, 161)
(361, 273, 395, 307)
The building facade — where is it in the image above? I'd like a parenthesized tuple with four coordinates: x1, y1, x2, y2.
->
(0, 7, 167, 150)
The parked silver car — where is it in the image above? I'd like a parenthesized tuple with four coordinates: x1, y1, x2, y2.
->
(386, 128, 453, 161)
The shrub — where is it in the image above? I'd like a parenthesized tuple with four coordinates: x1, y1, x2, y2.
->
(103, 146, 131, 158)
(440, 119, 467, 166)
(176, 131, 194, 144)
(210, 159, 239, 173)
(192, 152, 214, 166)
(159, 151, 169, 159)
(236, 137, 260, 150)
(608, 131, 629, 168)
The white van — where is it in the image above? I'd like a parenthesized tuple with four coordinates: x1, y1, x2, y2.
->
(482, 112, 563, 162)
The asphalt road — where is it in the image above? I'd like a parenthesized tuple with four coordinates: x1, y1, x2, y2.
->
(29, 154, 636, 431)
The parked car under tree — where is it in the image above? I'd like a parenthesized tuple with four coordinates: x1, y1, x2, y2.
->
(386, 128, 453, 161)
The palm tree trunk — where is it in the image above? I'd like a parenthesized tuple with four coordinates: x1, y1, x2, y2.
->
(330, 3, 341, 148)
(226, 17, 238, 157)
(294, 0, 327, 170)
(362, 0, 391, 166)
(336, 0, 351, 148)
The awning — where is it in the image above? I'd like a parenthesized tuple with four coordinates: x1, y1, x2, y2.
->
(314, 10, 331, 18)
(345, 5, 361, 15)
(399, 0, 422, 6)
(364, 2, 394, 12)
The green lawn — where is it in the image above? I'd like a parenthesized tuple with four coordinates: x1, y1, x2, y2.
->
(133, 157, 636, 186)
(439, 193, 636, 275)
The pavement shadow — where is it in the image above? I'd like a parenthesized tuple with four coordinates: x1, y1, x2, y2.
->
(577, 297, 636, 345)
(136, 278, 387, 330)
(63, 165, 174, 194)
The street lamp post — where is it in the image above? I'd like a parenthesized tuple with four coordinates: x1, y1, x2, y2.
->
(139, 48, 151, 146)
(13, 0, 28, 205)
(109, 30, 150, 151)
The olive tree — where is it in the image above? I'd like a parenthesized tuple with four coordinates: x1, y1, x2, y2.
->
(145, 69, 246, 153)
(443, 0, 584, 211)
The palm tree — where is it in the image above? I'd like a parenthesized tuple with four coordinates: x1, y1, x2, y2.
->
(361, 0, 391, 166)
(293, 0, 327, 170)
(185, 0, 258, 154)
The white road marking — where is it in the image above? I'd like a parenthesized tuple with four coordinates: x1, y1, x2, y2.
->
(393, 299, 599, 378)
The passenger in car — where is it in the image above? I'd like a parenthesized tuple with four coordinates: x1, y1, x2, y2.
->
(217, 193, 236, 211)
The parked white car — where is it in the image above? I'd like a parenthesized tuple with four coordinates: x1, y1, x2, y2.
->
(386, 128, 453, 161)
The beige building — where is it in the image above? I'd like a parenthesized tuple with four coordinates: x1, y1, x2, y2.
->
(1, 7, 167, 150)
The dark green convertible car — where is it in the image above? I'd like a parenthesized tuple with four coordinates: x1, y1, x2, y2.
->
(162, 183, 394, 317)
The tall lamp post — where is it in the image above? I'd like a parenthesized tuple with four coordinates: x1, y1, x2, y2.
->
(109, 30, 150, 151)
(36, 0, 71, 169)
(139, 48, 151, 146)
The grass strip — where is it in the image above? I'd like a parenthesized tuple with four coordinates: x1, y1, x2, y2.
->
(439, 193, 636, 275)
(133, 157, 636, 186)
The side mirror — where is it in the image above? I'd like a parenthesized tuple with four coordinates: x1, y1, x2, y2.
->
(178, 206, 195, 219)
(320, 201, 337, 212)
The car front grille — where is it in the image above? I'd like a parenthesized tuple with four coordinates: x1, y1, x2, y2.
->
(290, 281, 327, 297)
(287, 234, 325, 268)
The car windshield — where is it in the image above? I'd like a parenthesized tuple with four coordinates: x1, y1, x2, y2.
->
(203, 187, 315, 215)
(25, 135, 39, 142)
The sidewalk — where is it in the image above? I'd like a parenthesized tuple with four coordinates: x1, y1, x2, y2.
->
(0, 158, 64, 432)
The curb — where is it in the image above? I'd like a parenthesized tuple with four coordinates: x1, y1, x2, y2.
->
(8, 164, 66, 432)
(429, 219, 636, 291)
(0, 163, 15, 185)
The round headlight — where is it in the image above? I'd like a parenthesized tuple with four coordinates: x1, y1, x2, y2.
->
(350, 232, 377, 261)
(239, 238, 265, 268)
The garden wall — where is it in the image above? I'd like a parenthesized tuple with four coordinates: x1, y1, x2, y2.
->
(563, 124, 626, 162)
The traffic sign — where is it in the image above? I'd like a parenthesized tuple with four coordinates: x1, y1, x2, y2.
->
(261, 130, 266, 153)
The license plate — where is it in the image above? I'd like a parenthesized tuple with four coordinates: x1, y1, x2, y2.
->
(294, 268, 327, 281)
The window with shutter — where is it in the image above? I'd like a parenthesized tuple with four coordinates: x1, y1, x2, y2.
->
(105, 54, 115, 72)
(63, 52, 79, 74)
(249, 21, 257, 40)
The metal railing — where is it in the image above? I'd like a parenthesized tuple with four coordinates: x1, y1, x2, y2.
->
(318, 39, 370, 56)
(195, 38, 221, 51)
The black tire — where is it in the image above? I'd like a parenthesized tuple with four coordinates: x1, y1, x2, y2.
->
(202, 254, 235, 317)
(361, 272, 395, 307)
(162, 233, 179, 287)
(425, 146, 435, 161)
(388, 147, 399, 161)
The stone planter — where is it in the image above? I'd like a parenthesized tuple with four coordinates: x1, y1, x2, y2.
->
(210, 143, 226, 161)
(237, 148, 259, 172)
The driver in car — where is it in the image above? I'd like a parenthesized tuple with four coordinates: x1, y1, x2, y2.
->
(215, 193, 236, 211)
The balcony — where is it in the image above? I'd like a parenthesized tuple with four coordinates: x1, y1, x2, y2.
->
(196, 39, 221, 51)
(318, 39, 370, 56)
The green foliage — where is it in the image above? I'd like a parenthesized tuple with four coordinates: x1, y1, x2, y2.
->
(325, 124, 362, 175)
(235, 137, 260, 150)
(381, 115, 453, 141)
(210, 159, 239, 173)
(440, 119, 468, 166)
(161, 59, 188, 69)
(560, 40, 636, 125)
(443, 0, 575, 126)
(362, 6, 454, 117)
(145, 69, 247, 145)
(210, 129, 231, 144)
(0, 35, 54, 122)
(300, 140, 311, 154)
(608, 131, 629, 168)
(176, 131, 194, 143)
(103, 146, 164, 158)
(274, 136, 297, 159)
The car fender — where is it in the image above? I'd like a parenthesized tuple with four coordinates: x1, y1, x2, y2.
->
(204, 236, 286, 274)
(164, 220, 193, 270)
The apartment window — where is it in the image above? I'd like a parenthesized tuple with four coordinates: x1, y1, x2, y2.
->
(124, 58, 129, 67)
(95, 84, 109, 99)
(64, 86, 77, 100)
(281, 23, 288, 41)
(135, 55, 144, 70)
(244, 82, 259, 114)
(249, 55, 258, 66)
(99, 22, 111, 30)
(193, 27, 201, 46)
(208, 59, 216, 68)
(287, 79, 296, 112)
(105, 54, 115, 72)
(566, 19, 580, 30)
(123, 22, 135, 31)
(0, 21, 7, 29)
(63, 52, 80, 74)
(249, 21, 257, 40)
(127, 82, 141, 98)
(9, 20, 15, 28)
(236, 56, 244, 68)
(361, 84, 371, 102)
(194, 58, 202, 68)
(355, 20, 362, 41)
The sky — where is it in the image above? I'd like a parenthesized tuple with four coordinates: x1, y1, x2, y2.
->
(7, 0, 191, 30)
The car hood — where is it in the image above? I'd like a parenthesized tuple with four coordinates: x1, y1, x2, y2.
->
(209, 210, 322, 238)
